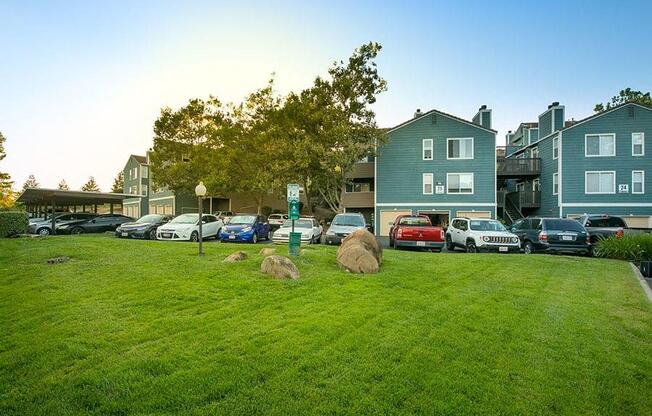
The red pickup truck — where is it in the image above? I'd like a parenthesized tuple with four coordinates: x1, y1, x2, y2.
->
(389, 215, 445, 251)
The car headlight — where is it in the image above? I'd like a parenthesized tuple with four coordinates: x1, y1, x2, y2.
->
(482, 236, 490, 242)
(512, 236, 519, 243)
(59, 225, 69, 229)
(242, 226, 252, 232)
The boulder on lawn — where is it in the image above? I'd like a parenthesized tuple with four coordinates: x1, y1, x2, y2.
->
(336, 229, 382, 274)
(261, 255, 300, 279)
(223, 251, 248, 263)
(259, 247, 276, 257)
(46, 256, 69, 265)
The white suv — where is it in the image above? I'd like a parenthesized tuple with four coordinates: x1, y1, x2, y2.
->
(446, 217, 520, 253)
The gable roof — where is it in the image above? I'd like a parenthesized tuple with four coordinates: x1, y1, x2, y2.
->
(131, 155, 147, 163)
(385, 108, 497, 135)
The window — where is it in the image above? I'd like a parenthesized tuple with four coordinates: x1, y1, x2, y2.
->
(345, 178, 374, 193)
(552, 173, 559, 195)
(632, 133, 645, 156)
(585, 171, 615, 194)
(447, 138, 474, 159)
(447, 173, 473, 194)
(531, 146, 539, 159)
(552, 137, 559, 159)
(132, 167, 138, 179)
(141, 185, 148, 197)
(533, 178, 540, 191)
(141, 165, 149, 178)
(422, 139, 433, 160)
(585, 134, 616, 157)
(633, 170, 644, 194)
(129, 185, 138, 195)
(422, 173, 433, 194)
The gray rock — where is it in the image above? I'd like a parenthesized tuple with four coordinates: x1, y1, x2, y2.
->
(261, 255, 300, 279)
(223, 251, 248, 263)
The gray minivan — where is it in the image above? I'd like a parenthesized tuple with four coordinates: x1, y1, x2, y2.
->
(324, 213, 368, 245)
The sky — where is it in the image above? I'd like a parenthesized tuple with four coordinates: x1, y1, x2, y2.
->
(1, 0, 651, 191)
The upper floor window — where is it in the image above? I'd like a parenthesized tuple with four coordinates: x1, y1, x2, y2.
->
(141, 185, 148, 197)
(552, 137, 559, 159)
(141, 165, 149, 179)
(585, 171, 615, 194)
(132, 167, 138, 179)
(633, 171, 644, 194)
(552, 173, 559, 195)
(447, 173, 473, 194)
(422, 139, 433, 160)
(531, 146, 539, 158)
(585, 134, 615, 157)
(422, 173, 433, 195)
(447, 138, 473, 160)
(632, 133, 645, 156)
(345, 178, 374, 193)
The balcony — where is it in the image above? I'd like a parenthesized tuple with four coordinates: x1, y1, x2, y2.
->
(341, 191, 374, 209)
(497, 190, 541, 209)
(496, 157, 541, 178)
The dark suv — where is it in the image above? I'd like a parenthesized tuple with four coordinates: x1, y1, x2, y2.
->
(57, 214, 134, 234)
(510, 217, 591, 255)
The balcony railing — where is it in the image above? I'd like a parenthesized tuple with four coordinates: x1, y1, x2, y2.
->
(497, 190, 541, 208)
(496, 157, 542, 177)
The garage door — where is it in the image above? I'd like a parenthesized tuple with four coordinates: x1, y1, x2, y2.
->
(379, 210, 412, 236)
(623, 216, 651, 228)
(456, 210, 492, 219)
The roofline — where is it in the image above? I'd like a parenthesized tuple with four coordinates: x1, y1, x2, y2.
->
(385, 108, 497, 135)
(560, 102, 652, 133)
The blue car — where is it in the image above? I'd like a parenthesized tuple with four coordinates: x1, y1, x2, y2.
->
(219, 214, 271, 243)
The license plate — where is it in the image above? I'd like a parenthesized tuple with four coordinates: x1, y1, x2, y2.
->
(229, 235, 236, 240)
(499, 246, 508, 252)
(416, 241, 426, 246)
(162, 233, 171, 238)
(561, 235, 574, 241)
(121, 232, 128, 237)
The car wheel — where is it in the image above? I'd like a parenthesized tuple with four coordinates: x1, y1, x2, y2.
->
(148, 229, 157, 240)
(37, 228, 50, 236)
(445, 235, 454, 251)
(252, 233, 258, 244)
(190, 231, 199, 242)
(466, 240, 477, 253)
(389, 237, 394, 248)
(71, 227, 84, 235)
(523, 241, 534, 254)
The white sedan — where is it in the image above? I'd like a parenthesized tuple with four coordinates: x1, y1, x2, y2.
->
(157, 213, 224, 242)
(272, 218, 323, 244)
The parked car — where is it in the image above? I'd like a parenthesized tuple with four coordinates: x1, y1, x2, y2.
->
(272, 218, 323, 244)
(389, 215, 445, 251)
(219, 214, 270, 243)
(510, 217, 591, 255)
(324, 213, 368, 245)
(446, 217, 520, 253)
(57, 214, 134, 235)
(576, 214, 627, 244)
(115, 214, 173, 240)
(29, 212, 97, 236)
(157, 213, 223, 242)
(268, 213, 289, 230)
(214, 211, 234, 223)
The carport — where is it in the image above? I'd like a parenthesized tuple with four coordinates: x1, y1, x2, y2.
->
(17, 188, 132, 235)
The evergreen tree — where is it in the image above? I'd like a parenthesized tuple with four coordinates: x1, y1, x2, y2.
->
(22, 174, 39, 190)
(111, 171, 124, 193)
(81, 176, 101, 192)
(57, 179, 70, 190)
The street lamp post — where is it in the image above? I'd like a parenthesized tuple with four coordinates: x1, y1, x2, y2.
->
(195, 181, 207, 256)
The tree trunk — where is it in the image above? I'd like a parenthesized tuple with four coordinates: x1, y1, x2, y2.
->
(302, 179, 313, 214)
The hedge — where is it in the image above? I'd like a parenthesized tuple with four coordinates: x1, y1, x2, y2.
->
(595, 234, 652, 262)
(0, 211, 28, 237)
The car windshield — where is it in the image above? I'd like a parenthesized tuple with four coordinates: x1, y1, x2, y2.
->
(270, 214, 283, 219)
(399, 217, 430, 226)
(282, 219, 312, 228)
(469, 220, 506, 231)
(545, 219, 585, 232)
(136, 214, 163, 223)
(332, 214, 365, 227)
(230, 215, 256, 225)
(170, 214, 199, 224)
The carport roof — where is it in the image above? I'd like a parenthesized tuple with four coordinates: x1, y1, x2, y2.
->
(17, 188, 132, 205)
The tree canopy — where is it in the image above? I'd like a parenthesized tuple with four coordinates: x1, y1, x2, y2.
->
(22, 174, 39, 190)
(57, 179, 70, 190)
(81, 176, 100, 192)
(594, 88, 652, 112)
(0, 132, 15, 209)
(111, 171, 124, 193)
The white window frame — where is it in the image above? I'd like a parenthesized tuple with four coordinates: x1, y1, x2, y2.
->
(422, 173, 433, 195)
(632, 170, 645, 194)
(141, 165, 149, 178)
(531, 146, 539, 158)
(552, 137, 559, 160)
(585, 171, 616, 194)
(585, 133, 616, 157)
(446, 137, 474, 160)
(533, 178, 540, 191)
(446, 172, 474, 194)
(141, 184, 148, 197)
(422, 139, 433, 161)
(632, 133, 645, 156)
(552, 173, 559, 195)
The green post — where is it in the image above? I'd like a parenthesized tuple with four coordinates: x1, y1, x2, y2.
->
(288, 199, 300, 256)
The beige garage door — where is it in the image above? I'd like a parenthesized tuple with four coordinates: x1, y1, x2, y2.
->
(456, 210, 492, 219)
(623, 216, 651, 228)
(379, 210, 412, 236)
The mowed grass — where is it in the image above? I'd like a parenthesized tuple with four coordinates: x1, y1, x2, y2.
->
(0, 236, 651, 415)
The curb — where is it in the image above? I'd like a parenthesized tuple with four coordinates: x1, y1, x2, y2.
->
(630, 262, 652, 303)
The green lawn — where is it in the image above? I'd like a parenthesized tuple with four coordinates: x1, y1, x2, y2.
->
(1, 235, 650, 415)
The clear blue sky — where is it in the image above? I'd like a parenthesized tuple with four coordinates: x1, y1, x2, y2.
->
(1, 0, 651, 190)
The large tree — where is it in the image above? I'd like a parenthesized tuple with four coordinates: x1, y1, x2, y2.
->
(81, 176, 100, 192)
(57, 179, 70, 190)
(595, 88, 652, 112)
(111, 171, 124, 193)
(22, 174, 39, 190)
(0, 132, 15, 209)
(279, 42, 387, 213)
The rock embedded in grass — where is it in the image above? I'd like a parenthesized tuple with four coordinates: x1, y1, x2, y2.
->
(223, 251, 248, 263)
(259, 247, 276, 257)
(260, 255, 300, 279)
(336, 229, 382, 273)
(46, 256, 70, 264)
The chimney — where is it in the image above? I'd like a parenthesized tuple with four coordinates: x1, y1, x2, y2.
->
(539, 101, 564, 137)
(473, 105, 492, 129)
(414, 108, 423, 118)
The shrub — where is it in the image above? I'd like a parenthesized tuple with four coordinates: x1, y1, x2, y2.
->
(595, 234, 652, 262)
(0, 211, 28, 237)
